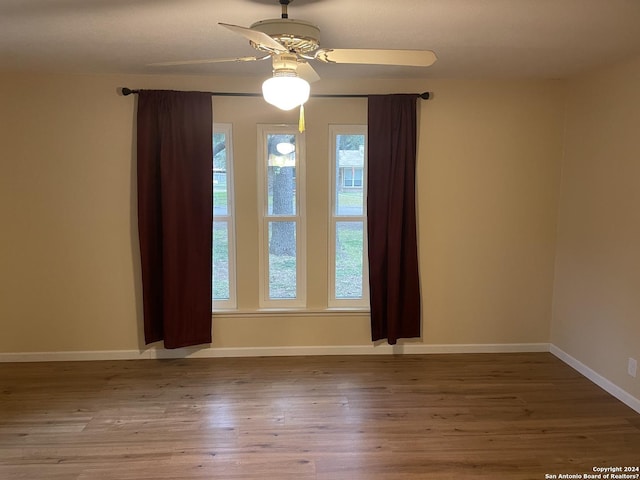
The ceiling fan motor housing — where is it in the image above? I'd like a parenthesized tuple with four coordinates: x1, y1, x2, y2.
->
(250, 19, 321, 54)
(271, 53, 300, 76)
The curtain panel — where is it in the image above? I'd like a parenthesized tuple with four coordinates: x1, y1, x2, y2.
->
(367, 94, 422, 344)
(136, 90, 213, 348)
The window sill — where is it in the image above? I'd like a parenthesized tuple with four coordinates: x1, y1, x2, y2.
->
(212, 308, 370, 318)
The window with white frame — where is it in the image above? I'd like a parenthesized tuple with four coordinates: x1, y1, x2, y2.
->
(329, 125, 369, 307)
(212, 124, 236, 310)
(257, 125, 306, 307)
(342, 166, 364, 188)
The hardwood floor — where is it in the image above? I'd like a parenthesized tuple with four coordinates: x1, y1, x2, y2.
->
(1, 353, 638, 479)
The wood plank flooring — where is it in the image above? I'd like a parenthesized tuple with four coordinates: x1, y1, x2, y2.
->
(1, 353, 639, 479)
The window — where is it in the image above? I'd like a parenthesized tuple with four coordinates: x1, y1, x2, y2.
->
(342, 167, 364, 188)
(215, 122, 367, 313)
(257, 125, 306, 307)
(329, 125, 369, 307)
(212, 124, 236, 310)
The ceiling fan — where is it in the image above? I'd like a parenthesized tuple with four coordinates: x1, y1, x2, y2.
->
(151, 0, 437, 110)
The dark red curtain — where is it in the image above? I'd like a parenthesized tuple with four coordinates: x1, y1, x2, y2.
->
(367, 94, 421, 344)
(136, 90, 213, 348)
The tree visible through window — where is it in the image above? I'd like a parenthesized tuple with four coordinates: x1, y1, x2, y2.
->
(258, 126, 306, 307)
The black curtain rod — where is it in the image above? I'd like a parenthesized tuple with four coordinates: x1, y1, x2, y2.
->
(119, 87, 431, 100)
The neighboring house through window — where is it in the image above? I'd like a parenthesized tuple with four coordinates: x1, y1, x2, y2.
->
(339, 148, 364, 188)
(329, 125, 369, 307)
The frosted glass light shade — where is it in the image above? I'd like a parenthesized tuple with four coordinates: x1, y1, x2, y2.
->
(262, 75, 310, 111)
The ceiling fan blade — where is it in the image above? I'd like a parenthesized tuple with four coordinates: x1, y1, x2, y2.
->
(313, 48, 437, 67)
(297, 61, 320, 83)
(219, 22, 287, 53)
(148, 56, 267, 67)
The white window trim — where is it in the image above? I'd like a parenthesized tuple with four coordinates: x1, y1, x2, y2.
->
(257, 124, 307, 308)
(213, 123, 237, 311)
(328, 124, 369, 308)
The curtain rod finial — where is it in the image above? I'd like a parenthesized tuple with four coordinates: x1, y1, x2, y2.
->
(419, 92, 431, 100)
(120, 87, 136, 96)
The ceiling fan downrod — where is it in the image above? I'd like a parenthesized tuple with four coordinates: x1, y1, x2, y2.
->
(280, 0, 290, 19)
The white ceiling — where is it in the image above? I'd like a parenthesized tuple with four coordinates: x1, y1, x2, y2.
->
(1, 0, 640, 80)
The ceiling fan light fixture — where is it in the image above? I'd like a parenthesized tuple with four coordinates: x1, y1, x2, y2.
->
(262, 72, 310, 111)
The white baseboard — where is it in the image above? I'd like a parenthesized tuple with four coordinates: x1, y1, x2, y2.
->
(0, 342, 549, 363)
(550, 344, 640, 415)
(402, 343, 550, 354)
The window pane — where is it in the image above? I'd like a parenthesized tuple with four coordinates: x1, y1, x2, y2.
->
(213, 132, 228, 216)
(335, 221, 363, 299)
(267, 134, 296, 216)
(335, 134, 365, 216)
(354, 168, 363, 187)
(343, 168, 353, 187)
(268, 221, 297, 299)
(213, 221, 230, 300)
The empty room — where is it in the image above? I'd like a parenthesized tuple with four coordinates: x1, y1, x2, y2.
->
(1, 0, 639, 478)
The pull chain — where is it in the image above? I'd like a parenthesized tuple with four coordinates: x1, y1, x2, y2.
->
(298, 104, 305, 132)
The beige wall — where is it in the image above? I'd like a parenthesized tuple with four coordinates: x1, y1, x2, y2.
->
(420, 80, 564, 344)
(0, 72, 564, 353)
(551, 56, 640, 400)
